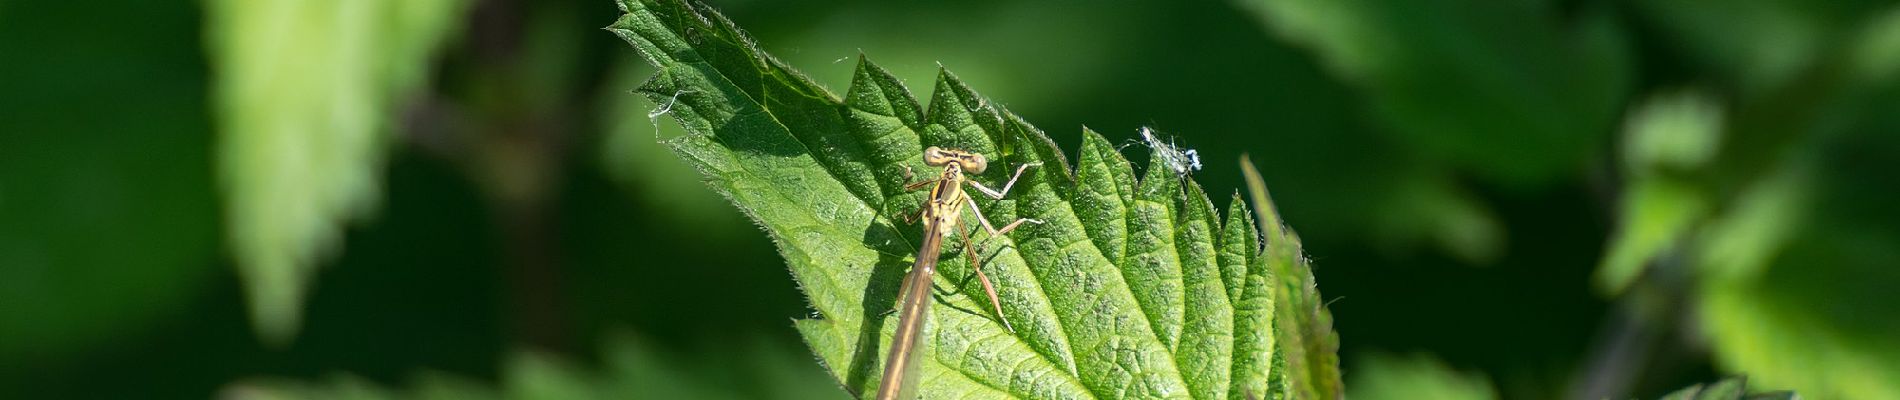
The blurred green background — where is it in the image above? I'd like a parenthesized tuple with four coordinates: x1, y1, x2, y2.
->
(2, 0, 1896, 398)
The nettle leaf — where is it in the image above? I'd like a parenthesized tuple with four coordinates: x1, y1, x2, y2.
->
(1242, 157, 1341, 400)
(208, 0, 467, 344)
(607, 0, 1342, 398)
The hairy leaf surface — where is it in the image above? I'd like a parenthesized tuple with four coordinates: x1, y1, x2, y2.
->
(608, 0, 1343, 398)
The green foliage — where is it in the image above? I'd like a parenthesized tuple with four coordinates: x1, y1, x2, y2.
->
(14, 0, 1900, 398)
(1851, 9, 1900, 85)
(1346, 353, 1496, 400)
(1699, 219, 1900, 399)
(607, 0, 1343, 398)
(1599, 90, 1900, 398)
(1657, 377, 1795, 400)
(206, 0, 468, 345)
(1594, 6, 1900, 393)
(1241, 158, 1340, 400)
(1597, 92, 1722, 295)
(219, 334, 845, 400)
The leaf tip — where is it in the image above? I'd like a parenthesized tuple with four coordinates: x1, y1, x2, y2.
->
(1238, 154, 1289, 240)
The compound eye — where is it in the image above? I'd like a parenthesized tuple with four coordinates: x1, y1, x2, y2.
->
(963, 153, 988, 174)
(923, 146, 949, 166)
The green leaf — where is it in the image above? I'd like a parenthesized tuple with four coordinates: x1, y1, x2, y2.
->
(1597, 177, 1707, 294)
(1695, 164, 1808, 283)
(1346, 352, 1496, 400)
(1699, 230, 1900, 400)
(1688, 152, 1900, 400)
(220, 333, 846, 400)
(600, 57, 751, 237)
(1849, 7, 1900, 86)
(1596, 92, 1722, 295)
(607, 0, 1343, 398)
(1242, 157, 1342, 400)
(1656, 377, 1795, 400)
(1602, 93, 1896, 398)
(1621, 92, 1725, 174)
(207, 0, 467, 345)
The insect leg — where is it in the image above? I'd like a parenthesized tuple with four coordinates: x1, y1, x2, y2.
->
(962, 222, 1014, 333)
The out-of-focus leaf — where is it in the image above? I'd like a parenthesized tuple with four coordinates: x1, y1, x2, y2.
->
(1369, 174, 1504, 265)
(608, 0, 1343, 398)
(220, 333, 847, 400)
(1696, 164, 1808, 282)
(1849, 7, 1900, 86)
(1700, 228, 1900, 399)
(1683, 132, 1900, 399)
(407, 372, 501, 400)
(1623, 93, 1725, 174)
(1598, 169, 1707, 295)
(206, 0, 467, 345)
(1346, 352, 1496, 400)
(221, 375, 411, 400)
(1657, 377, 1795, 400)
(1620, 10, 1900, 397)
(1235, 0, 1631, 184)
(1597, 93, 1722, 295)
(505, 352, 602, 400)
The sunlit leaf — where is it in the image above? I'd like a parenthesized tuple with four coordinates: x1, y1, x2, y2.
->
(608, 0, 1344, 398)
(1242, 157, 1341, 400)
(600, 57, 750, 237)
(1696, 164, 1808, 282)
(1612, 101, 1899, 398)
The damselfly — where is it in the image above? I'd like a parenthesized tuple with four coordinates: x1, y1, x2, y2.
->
(876, 146, 1042, 400)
